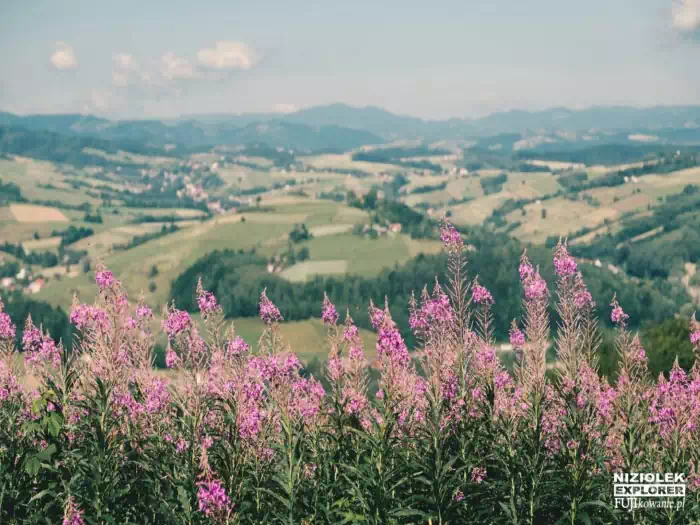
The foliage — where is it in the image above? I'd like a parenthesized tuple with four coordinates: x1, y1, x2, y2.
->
(170, 232, 684, 348)
(4, 231, 700, 525)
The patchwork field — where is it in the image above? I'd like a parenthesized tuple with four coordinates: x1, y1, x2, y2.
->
(280, 260, 349, 282)
(10, 203, 68, 222)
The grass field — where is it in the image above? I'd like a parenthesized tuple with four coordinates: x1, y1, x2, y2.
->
(35, 202, 370, 310)
(10, 204, 68, 222)
(22, 236, 62, 253)
(280, 260, 349, 282)
(507, 197, 618, 244)
(281, 232, 442, 278)
(230, 317, 379, 364)
(0, 157, 102, 207)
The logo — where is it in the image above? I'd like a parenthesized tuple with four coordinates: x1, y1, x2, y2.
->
(614, 473, 686, 512)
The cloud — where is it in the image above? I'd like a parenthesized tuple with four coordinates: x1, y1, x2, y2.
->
(197, 41, 260, 70)
(160, 52, 195, 80)
(50, 42, 78, 70)
(272, 103, 298, 114)
(114, 53, 138, 70)
(672, 0, 700, 32)
(112, 53, 139, 87)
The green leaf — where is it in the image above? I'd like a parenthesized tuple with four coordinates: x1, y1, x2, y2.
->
(24, 457, 41, 476)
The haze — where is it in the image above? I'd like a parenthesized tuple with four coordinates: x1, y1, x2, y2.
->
(1, 0, 700, 119)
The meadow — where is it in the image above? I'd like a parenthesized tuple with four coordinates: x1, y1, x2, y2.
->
(2, 221, 700, 524)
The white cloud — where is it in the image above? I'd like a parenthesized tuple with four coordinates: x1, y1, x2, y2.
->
(114, 53, 138, 70)
(197, 41, 259, 70)
(50, 42, 78, 70)
(272, 103, 298, 114)
(112, 53, 140, 87)
(160, 52, 195, 80)
(672, 0, 700, 32)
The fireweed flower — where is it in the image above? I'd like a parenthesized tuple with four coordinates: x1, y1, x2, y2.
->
(0, 311, 16, 340)
(95, 269, 115, 290)
(62, 496, 84, 525)
(197, 291, 219, 315)
(321, 293, 339, 325)
(165, 347, 180, 368)
(259, 289, 282, 324)
(162, 309, 191, 338)
(70, 304, 109, 331)
(519, 257, 534, 281)
(439, 216, 463, 251)
(344, 324, 359, 342)
(690, 315, 700, 348)
(573, 287, 593, 309)
(225, 336, 249, 357)
(422, 287, 453, 323)
(454, 490, 465, 502)
(376, 327, 409, 368)
(368, 300, 385, 329)
(610, 296, 628, 325)
(136, 304, 153, 319)
(471, 467, 487, 484)
(524, 272, 548, 301)
(692, 330, 700, 347)
(471, 281, 494, 305)
(509, 323, 525, 348)
(553, 242, 577, 277)
(197, 479, 231, 517)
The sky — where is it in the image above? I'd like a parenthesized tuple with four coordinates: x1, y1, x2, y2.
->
(1, 0, 699, 119)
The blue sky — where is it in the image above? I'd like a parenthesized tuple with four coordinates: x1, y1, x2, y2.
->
(1, 0, 699, 119)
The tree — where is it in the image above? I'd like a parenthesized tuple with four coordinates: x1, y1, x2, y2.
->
(149, 265, 159, 278)
(289, 224, 311, 244)
(297, 247, 310, 261)
(363, 188, 378, 210)
(82, 259, 91, 274)
(541, 208, 547, 219)
(148, 281, 157, 293)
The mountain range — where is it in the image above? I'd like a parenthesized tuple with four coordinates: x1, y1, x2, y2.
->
(1, 103, 700, 154)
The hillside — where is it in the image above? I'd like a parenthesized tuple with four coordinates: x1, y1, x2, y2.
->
(2, 107, 699, 360)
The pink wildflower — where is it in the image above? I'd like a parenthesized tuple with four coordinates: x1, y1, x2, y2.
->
(95, 269, 115, 290)
(226, 336, 249, 357)
(259, 289, 282, 324)
(136, 304, 153, 319)
(610, 297, 628, 325)
(471, 282, 494, 305)
(321, 293, 339, 325)
(63, 496, 84, 525)
(197, 479, 231, 517)
(162, 309, 191, 338)
(471, 467, 487, 484)
(553, 242, 577, 277)
(0, 312, 16, 340)
(690, 330, 700, 347)
(344, 324, 359, 342)
(439, 217, 463, 250)
(509, 324, 525, 348)
(197, 291, 219, 315)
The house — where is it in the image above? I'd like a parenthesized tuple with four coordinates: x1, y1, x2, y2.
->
(27, 278, 45, 294)
(389, 223, 402, 233)
(1, 277, 14, 289)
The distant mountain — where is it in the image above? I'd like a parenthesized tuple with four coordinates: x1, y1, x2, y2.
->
(474, 106, 700, 133)
(0, 125, 161, 167)
(2, 103, 699, 155)
(0, 112, 384, 153)
(282, 103, 700, 137)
